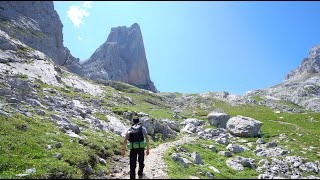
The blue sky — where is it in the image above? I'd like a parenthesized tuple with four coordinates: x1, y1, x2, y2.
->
(53, 1, 320, 95)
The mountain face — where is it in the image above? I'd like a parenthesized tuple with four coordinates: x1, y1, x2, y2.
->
(0, 1, 156, 92)
(285, 45, 320, 82)
(82, 23, 157, 93)
(244, 45, 320, 112)
(0, 1, 78, 68)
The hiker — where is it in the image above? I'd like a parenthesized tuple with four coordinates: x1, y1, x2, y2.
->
(121, 117, 150, 179)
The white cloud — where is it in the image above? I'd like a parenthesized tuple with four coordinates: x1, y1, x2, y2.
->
(82, 1, 92, 8)
(67, 5, 90, 28)
(77, 36, 83, 41)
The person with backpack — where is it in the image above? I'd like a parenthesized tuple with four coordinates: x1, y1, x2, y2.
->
(121, 117, 150, 179)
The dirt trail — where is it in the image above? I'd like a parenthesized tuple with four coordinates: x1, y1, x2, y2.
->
(109, 135, 195, 179)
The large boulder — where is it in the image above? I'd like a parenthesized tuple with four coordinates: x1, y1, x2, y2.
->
(171, 153, 192, 167)
(191, 152, 204, 165)
(207, 112, 230, 128)
(226, 115, 263, 137)
(226, 144, 245, 153)
(180, 123, 196, 134)
(140, 116, 155, 135)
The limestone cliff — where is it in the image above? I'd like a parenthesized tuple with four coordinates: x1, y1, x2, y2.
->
(0, 1, 84, 73)
(82, 23, 157, 92)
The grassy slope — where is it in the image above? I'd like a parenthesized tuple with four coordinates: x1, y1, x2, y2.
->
(0, 114, 122, 179)
(0, 75, 319, 178)
(164, 99, 320, 179)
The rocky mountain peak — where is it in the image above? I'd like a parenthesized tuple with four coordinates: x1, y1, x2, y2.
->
(309, 44, 320, 59)
(83, 23, 157, 92)
(284, 45, 320, 82)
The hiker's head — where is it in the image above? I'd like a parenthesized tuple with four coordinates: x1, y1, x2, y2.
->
(133, 117, 140, 124)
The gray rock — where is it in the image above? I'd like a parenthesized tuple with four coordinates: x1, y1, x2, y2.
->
(68, 124, 81, 135)
(253, 148, 263, 154)
(161, 119, 180, 132)
(123, 111, 133, 120)
(226, 158, 244, 171)
(305, 162, 319, 173)
(46, 145, 53, 150)
(215, 137, 229, 145)
(171, 153, 192, 167)
(208, 166, 220, 173)
(55, 142, 62, 148)
(181, 123, 196, 134)
(207, 112, 230, 128)
(226, 115, 263, 137)
(291, 175, 301, 179)
(140, 116, 155, 135)
(305, 175, 320, 179)
(8, 97, 21, 103)
(25, 168, 36, 174)
(218, 151, 232, 157)
(98, 169, 105, 177)
(53, 153, 62, 160)
(51, 114, 63, 121)
(226, 144, 245, 153)
(85, 165, 93, 175)
(0, 110, 9, 117)
(36, 109, 46, 116)
(206, 172, 215, 179)
(238, 157, 256, 169)
(191, 152, 204, 165)
(266, 141, 278, 148)
(208, 145, 217, 152)
(180, 118, 204, 126)
(256, 138, 265, 144)
(258, 174, 273, 179)
(99, 158, 107, 166)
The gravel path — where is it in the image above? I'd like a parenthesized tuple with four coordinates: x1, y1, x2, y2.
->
(108, 135, 195, 179)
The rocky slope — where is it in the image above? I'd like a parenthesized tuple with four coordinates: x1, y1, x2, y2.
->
(82, 23, 157, 93)
(0, 28, 177, 178)
(244, 45, 320, 112)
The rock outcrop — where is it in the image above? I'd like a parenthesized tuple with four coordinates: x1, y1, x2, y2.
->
(244, 46, 320, 112)
(82, 23, 157, 92)
(207, 112, 230, 128)
(0, 1, 83, 73)
(285, 45, 320, 82)
(226, 115, 263, 137)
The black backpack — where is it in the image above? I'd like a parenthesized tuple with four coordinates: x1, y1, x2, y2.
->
(128, 124, 144, 142)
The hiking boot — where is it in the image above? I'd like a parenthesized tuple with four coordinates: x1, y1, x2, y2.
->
(138, 173, 144, 179)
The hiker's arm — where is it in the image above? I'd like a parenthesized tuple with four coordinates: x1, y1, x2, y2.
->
(146, 134, 150, 155)
(121, 134, 128, 157)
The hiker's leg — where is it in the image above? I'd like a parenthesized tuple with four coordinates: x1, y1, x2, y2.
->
(130, 149, 138, 179)
(137, 148, 145, 176)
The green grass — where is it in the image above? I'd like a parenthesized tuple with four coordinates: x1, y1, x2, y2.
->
(0, 114, 122, 179)
(93, 113, 109, 122)
(164, 139, 261, 179)
(18, 74, 28, 80)
(203, 125, 217, 129)
(250, 96, 264, 102)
